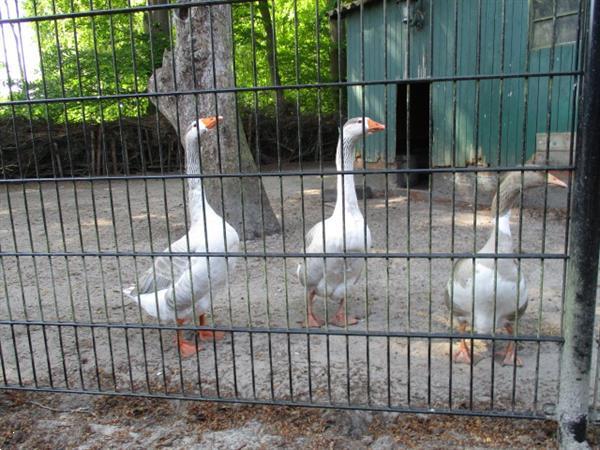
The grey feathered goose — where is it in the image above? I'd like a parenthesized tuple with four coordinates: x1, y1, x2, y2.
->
(446, 169, 567, 365)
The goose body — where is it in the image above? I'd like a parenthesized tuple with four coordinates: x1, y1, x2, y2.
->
(126, 211, 239, 321)
(124, 116, 239, 356)
(297, 117, 384, 327)
(298, 209, 373, 300)
(446, 170, 567, 365)
(447, 211, 527, 335)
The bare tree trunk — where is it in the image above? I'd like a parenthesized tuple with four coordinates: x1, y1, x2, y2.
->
(148, 3, 281, 238)
(257, 0, 284, 111)
(329, 16, 346, 116)
(146, 0, 170, 36)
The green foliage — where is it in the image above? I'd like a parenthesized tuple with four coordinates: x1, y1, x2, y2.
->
(233, 0, 338, 114)
(2, 0, 340, 123)
(3, 0, 169, 122)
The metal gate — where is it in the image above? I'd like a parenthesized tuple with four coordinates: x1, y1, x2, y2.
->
(0, 0, 599, 446)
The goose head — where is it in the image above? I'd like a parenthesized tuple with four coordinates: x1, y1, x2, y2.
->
(185, 115, 222, 141)
(504, 169, 568, 191)
(342, 117, 386, 140)
(492, 169, 568, 215)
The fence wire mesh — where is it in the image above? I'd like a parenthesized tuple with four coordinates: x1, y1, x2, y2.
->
(0, 0, 596, 423)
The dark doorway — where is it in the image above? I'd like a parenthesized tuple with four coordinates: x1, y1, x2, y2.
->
(396, 82, 431, 188)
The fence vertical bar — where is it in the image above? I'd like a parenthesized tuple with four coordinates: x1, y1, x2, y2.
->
(557, 0, 600, 445)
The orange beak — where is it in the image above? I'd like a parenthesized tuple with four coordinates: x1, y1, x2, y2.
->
(547, 172, 568, 188)
(367, 118, 386, 134)
(200, 115, 223, 129)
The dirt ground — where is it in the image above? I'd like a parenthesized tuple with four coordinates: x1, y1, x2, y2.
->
(3, 390, 600, 449)
(1, 164, 598, 446)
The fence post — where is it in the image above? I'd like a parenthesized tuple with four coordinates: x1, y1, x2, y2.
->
(557, 0, 600, 447)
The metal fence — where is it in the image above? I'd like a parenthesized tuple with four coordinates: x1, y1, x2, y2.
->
(1, 0, 599, 445)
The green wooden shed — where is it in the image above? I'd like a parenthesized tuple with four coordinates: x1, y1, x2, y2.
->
(329, 0, 579, 168)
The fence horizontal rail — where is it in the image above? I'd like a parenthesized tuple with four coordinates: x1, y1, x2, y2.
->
(0, 320, 565, 343)
(0, 165, 576, 185)
(0, 250, 569, 259)
(0, 385, 550, 420)
(0, 71, 582, 108)
(0, 0, 256, 25)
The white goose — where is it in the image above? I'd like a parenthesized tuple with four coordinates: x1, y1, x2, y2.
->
(446, 170, 567, 365)
(297, 117, 385, 327)
(124, 116, 239, 357)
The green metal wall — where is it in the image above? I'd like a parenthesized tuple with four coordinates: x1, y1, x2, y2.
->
(345, 0, 578, 166)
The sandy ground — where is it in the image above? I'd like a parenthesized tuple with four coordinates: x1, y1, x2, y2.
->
(1, 164, 598, 446)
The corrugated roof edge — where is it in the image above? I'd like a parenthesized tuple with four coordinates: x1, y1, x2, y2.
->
(327, 0, 382, 19)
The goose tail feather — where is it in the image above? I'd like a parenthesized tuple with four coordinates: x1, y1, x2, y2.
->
(122, 286, 138, 303)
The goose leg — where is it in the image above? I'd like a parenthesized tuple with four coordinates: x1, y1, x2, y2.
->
(197, 314, 225, 341)
(302, 289, 325, 327)
(453, 322, 472, 364)
(175, 318, 200, 358)
(329, 298, 359, 327)
(497, 323, 523, 366)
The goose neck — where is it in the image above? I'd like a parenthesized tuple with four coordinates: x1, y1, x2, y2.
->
(334, 134, 360, 216)
(185, 131, 203, 188)
(185, 131, 211, 223)
(491, 176, 522, 217)
(482, 210, 513, 253)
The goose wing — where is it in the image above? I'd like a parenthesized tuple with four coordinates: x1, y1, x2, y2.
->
(162, 255, 212, 313)
(446, 258, 473, 316)
(297, 221, 324, 286)
(304, 221, 324, 252)
(162, 223, 238, 313)
(135, 234, 194, 294)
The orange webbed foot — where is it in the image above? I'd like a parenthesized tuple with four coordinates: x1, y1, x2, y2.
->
(197, 315, 225, 341)
(329, 313, 359, 327)
(496, 343, 523, 366)
(198, 330, 226, 341)
(176, 319, 201, 358)
(177, 337, 200, 358)
(301, 313, 325, 328)
(453, 340, 473, 365)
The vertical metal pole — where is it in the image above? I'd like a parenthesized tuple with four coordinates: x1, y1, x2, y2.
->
(558, 0, 600, 445)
